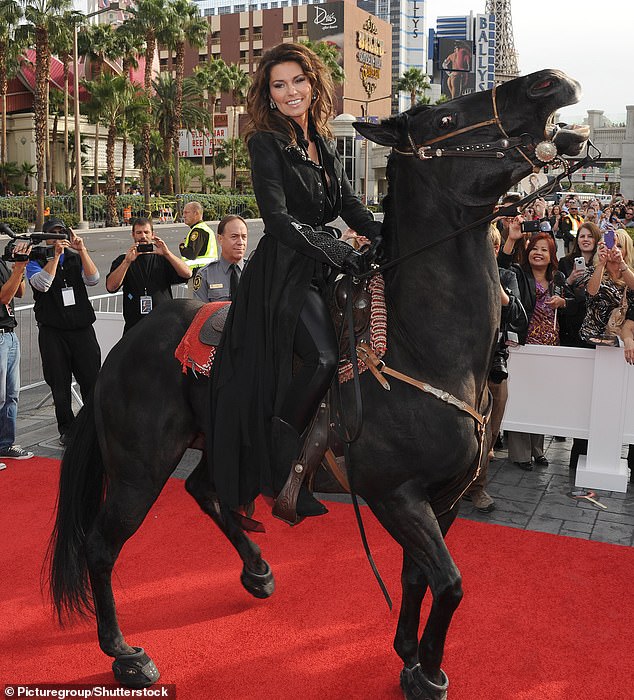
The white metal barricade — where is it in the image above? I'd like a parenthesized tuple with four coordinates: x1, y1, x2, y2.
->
(503, 344, 631, 493)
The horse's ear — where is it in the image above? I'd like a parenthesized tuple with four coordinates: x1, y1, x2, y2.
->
(353, 117, 403, 147)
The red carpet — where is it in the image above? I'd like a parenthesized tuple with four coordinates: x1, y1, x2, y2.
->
(1, 457, 633, 699)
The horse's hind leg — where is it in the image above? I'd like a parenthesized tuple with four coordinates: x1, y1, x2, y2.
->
(370, 490, 461, 699)
(393, 506, 459, 669)
(85, 478, 166, 685)
(185, 455, 274, 599)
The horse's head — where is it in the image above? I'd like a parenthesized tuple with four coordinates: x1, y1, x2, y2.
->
(354, 70, 589, 205)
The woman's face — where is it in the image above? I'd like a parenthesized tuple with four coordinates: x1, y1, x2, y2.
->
(552, 205, 560, 215)
(528, 240, 551, 269)
(269, 61, 312, 125)
(577, 228, 596, 254)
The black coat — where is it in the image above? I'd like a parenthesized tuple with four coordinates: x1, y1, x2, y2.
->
(498, 250, 575, 344)
(211, 127, 382, 508)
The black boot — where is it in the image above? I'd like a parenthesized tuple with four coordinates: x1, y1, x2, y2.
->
(271, 417, 327, 518)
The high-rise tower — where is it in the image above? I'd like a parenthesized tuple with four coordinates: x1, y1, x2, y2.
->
(485, 0, 518, 82)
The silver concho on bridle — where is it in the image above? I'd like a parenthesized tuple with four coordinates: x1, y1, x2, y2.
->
(534, 123, 562, 163)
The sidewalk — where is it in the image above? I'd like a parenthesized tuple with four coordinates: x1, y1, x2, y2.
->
(11, 386, 634, 546)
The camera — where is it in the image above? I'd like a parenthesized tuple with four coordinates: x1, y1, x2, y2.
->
(137, 243, 154, 253)
(2, 240, 54, 263)
(520, 220, 540, 233)
(0, 222, 70, 263)
(521, 219, 552, 235)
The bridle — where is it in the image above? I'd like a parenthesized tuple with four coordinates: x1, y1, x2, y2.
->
(392, 85, 540, 167)
(352, 85, 601, 281)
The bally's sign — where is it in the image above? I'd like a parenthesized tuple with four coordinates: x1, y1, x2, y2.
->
(357, 17, 384, 98)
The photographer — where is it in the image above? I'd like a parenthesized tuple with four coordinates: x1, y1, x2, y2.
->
(464, 226, 527, 512)
(26, 218, 101, 446)
(0, 241, 34, 467)
(106, 217, 191, 334)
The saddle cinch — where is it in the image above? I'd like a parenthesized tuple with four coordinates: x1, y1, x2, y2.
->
(185, 278, 379, 525)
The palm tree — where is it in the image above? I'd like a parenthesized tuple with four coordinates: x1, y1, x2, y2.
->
(116, 86, 149, 195)
(163, 0, 208, 196)
(0, 159, 19, 193)
(224, 62, 249, 190)
(19, 160, 36, 190)
(194, 57, 230, 190)
(17, 0, 73, 230)
(0, 0, 23, 165)
(114, 21, 144, 75)
(301, 39, 345, 86)
(151, 73, 208, 184)
(128, 0, 172, 212)
(48, 87, 63, 191)
(78, 22, 121, 195)
(396, 67, 431, 109)
(83, 74, 147, 225)
(50, 11, 82, 190)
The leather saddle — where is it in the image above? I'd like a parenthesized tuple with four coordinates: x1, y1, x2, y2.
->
(199, 303, 231, 346)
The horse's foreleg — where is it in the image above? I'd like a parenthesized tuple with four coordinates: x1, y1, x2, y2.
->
(185, 456, 275, 599)
(370, 490, 460, 698)
(393, 505, 458, 671)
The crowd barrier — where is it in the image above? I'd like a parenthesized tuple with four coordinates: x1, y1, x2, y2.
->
(14, 286, 188, 391)
(504, 344, 631, 493)
(16, 296, 631, 494)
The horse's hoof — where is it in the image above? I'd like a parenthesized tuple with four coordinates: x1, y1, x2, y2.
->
(241, 561, 275, 599)
(400, 664, 448, 700)
(112, 647, 160, 688)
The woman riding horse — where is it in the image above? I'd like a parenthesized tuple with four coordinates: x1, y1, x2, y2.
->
(210, 43, 381, 518)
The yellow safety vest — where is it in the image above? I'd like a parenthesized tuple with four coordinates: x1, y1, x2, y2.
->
(181, 221, 218, 270)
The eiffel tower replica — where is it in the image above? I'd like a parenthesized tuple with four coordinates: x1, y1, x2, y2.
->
(485, 0, 520, 83)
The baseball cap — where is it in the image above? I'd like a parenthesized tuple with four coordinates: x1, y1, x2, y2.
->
(42, 217, 66, 232)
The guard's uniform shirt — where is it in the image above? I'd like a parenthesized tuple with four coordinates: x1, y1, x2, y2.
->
(179, 221, 218, 272)
(193, 258, 246, 302)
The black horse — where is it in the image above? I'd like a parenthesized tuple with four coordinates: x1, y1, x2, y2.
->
(48, 70, 587, 699)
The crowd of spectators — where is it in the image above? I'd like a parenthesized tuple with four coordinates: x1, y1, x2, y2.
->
(470, 192, 634, 512)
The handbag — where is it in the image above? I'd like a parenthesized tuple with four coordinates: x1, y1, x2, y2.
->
(606, 288, 629, 338)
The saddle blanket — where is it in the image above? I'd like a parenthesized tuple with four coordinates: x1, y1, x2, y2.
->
(174, 275, 387, 383)
(174, 301, 229, 376)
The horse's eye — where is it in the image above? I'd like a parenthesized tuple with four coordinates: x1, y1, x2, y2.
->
(439, 115, 454, 129)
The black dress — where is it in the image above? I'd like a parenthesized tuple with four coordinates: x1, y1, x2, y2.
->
(210, 124, 382, 508)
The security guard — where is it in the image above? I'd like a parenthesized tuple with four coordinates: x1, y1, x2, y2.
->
(180, 201, 218, 274)
(193, 215, 247, 302)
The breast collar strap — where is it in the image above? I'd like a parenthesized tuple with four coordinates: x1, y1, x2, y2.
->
(393, 86, 537, 166)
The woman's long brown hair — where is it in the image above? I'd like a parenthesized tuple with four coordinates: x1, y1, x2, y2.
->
(244, 42, 335, 144)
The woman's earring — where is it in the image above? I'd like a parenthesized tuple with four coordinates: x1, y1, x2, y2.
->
(312, 92, 317, 103)
(269, 98, 276, 110)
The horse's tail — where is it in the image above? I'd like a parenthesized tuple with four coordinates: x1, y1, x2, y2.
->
(46, 398, 104, 624)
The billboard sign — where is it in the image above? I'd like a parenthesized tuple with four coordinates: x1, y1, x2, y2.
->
(438, 38, 474, 99)
(308, 2, 344, 49)
(178, 127, 228, 158)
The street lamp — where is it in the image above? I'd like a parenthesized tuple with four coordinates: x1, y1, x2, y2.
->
(72, 2, 121, 229)
(345, 94, 390, 205)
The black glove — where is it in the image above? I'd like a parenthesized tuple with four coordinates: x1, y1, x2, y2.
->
(341, 249, 369, 277)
